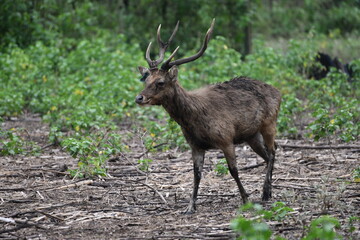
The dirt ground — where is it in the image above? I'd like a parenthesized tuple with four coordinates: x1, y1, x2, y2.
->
(1, 115, 359, 240)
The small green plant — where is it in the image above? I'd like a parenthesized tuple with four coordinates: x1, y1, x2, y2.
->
(231, 202, 346, 240)
(347, 216, 359, 239)
(231, 202, 294, 240)
(61, 132, 123, 178)
(266, 202, 295, 222)
(231, 203, 273, 240)
(49, 126, 64, 145)
(0, 128, 40, 156)
(302, 216, 342, 240)
(138, 158, 153, 172)
(352, 167, 360, 182)
(0, 129, 25, 156)
(214, 158, 229, 176)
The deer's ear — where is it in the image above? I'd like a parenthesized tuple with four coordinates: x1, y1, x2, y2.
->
(138, 66, 149, 76)
(168, 65, 178, 81)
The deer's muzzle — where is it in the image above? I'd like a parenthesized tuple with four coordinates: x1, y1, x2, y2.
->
(135, 95, 144, 104)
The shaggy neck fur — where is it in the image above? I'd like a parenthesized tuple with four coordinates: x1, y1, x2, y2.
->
(162, 82, 195, 123)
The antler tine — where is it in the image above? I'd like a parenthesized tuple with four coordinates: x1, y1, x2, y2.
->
(168, 21, 179, 44)
(145, 42, 153, 67)
(161, 45, 180, 69)
(155, 24, 166, 65)
(146, 21, 180, 68)
(166, 46, 180, 63)
(162, 18, 215, 70)
(157, 24, 163, 46)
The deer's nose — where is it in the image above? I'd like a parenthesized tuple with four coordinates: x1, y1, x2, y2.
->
(135, 95, 144, 104)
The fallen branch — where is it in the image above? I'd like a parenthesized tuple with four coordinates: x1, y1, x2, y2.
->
(280, 144, 360, 150)
(126, 179, 168, 207)
(0, 217, 48, 234)
(41, 143, 55, 150)
(36, 210, 65, 221)
(273, 184, 314, 191)
(345, 193, 360, 198)
(0, 187, 26, 192)
(45, 180, 93, 191)
(0, 217, 16, 224)
(115, 152, 146, 175)
(240, 162, 265, 171)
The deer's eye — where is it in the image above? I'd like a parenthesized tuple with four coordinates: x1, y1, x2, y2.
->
(156, 81, 165, 87)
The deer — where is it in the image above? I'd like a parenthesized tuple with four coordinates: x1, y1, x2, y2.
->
(135, 19, 281, 214)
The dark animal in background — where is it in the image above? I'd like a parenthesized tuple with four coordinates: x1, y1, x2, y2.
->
(135, 19, 282, 214)
(309, 52, 354, 81)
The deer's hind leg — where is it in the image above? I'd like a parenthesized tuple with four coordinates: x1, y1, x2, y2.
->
(222, 144, 249, 203)
(247, 127, 276, 201)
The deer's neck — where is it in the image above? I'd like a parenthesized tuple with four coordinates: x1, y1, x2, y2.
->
(162, 82, 214, 150)
(162, 82, 200, 126)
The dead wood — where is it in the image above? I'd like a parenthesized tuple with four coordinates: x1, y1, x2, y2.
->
(125, 179, 169, 207)
(0, 187, 26, 192)
(35, 210, 65, 221)
(44, 179, 93, 191)
(239, 162, 265, 170)
(280, 144, 360, 150)
(0, 217, 48, 234)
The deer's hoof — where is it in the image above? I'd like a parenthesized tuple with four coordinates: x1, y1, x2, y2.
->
(183, 205, 196, 214)
(261, 191, 272, 201)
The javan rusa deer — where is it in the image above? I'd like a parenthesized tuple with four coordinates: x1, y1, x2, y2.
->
(135, 19, 281, 214)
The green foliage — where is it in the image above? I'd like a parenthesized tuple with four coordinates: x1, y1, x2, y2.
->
(231, 203, 272, 240)
(277, 94, 303, 138)
(231, 202, 348, 240)
(0, 89, 24, 117)
(302, 216, 342, 240)
(266, 202, 295, 222)
(0, 128, 39, 156)
(214, 158, 229, 176)
(142, 115, 188, 152)
(347, 216, 360, 238)
(231, 202, 294, 240)
(352, 167, 360, 182)
(0, 129, 25, 156)
(61, 132, 123, 178)
(138, 158, 153, 172)
(306, 72, 360, 142)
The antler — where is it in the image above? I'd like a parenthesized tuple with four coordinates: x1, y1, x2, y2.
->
(161, 18, 215, 70)
(146, 21, 179, 68)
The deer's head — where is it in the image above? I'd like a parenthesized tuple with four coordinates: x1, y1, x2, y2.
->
(135, 19, 215, 106)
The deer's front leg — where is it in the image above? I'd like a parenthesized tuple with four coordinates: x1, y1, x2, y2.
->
(183, 148, 205, 214)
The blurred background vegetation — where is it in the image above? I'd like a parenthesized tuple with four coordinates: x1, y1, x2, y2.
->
(1, 0, 360, 57)
(0, 0, 359, 176)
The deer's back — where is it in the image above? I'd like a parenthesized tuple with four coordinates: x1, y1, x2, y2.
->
(184, 77, 281, 149)
(192, 77, 280, 117)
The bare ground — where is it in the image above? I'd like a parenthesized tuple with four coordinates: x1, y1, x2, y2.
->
(0, 115, 359, 239)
